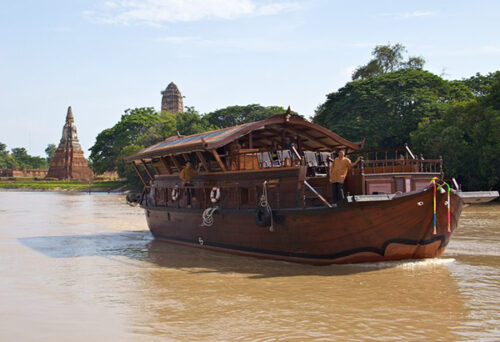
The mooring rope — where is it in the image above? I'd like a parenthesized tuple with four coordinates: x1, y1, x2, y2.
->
(260, 180, 274, 232)
(201, 207, 218, 227)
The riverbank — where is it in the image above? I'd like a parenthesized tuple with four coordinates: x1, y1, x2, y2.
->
(0, 180, 127, 192)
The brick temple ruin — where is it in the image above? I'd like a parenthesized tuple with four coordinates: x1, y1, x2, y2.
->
(161, 82, 184, 113)
(46, 106, 93, 180)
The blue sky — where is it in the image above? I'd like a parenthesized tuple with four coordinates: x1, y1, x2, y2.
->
(1, 0, 499, 157)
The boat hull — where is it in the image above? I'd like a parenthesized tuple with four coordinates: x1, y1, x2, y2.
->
(143, 187, 463, 265)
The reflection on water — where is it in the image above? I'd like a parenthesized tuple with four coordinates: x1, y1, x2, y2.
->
(1, 192, 499, 341)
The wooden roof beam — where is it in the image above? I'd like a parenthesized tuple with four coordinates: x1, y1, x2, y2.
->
(132, 161, 147, 186)
(160, 156, 172, 174)
(280, 127, 332, 149)
(169, 155, 182, 172)
(141, 159, 155, 181)
(196, 151, 210, 172)
(211, 149, 227, 172)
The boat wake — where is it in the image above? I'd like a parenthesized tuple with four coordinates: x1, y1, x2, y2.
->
(340, 258, 456, 270)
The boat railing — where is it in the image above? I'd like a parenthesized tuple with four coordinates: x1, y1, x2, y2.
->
(144, 183, 257, 209)
(352, 157, 442, 175)
(142, 180, 322, 210)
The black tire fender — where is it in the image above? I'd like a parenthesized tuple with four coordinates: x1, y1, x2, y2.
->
(255, 206, 272, 227)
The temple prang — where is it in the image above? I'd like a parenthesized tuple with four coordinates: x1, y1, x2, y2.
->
(161, 82, 184, 113)
(46, 106, 93, 180)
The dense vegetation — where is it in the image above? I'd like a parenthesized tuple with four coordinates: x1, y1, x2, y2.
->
(0, 143, 51, 169)
(314, 44, 499, 190)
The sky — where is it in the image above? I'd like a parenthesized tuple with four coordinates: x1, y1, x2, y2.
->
(1, 0, 499, 158)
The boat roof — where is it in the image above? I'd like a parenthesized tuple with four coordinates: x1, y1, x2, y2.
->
(125, 113, 364, 162)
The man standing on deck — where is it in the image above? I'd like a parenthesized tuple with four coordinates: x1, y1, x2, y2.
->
(179, 162, 201, 208)
(329, 150, 360, 205)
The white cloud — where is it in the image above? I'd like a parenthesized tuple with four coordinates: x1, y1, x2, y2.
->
(400, 11, 436, 18)
(155, 36, 199, 42)
(377, 11, 437, 20)
(84, 0, 300, 26)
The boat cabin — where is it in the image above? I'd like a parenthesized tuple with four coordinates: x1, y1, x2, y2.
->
(125, 113, 442, 209)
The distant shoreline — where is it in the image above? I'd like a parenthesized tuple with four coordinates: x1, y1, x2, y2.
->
(0, 180, 128, 193)
(0, 187, 127, 193)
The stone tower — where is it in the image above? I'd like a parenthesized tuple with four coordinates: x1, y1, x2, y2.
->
(161, 82, 184, 113)
(46, 106, 93, 180)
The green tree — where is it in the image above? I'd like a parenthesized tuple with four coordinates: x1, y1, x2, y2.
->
(139, 111, 177, 147)
(176, 106, 205, 135)
(7, 147, 48, 169)
(45, 144, 57, 164)
(352, 43, 425, 80)
(313, 69, 472, 149)
(89, 107, 162, 174)
(460, 71, 500, 97)
(0, 143, 17, 169)
(411, 74, 500, 190)
(116, 144, 145, 190)
(201, 104, 292, 129)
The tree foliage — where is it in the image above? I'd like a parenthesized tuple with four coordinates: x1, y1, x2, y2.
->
(314, 69, 472, 149)
(411, 74, 500, 190)
(45, 144, 57, 164)
(89, 107, 162, 174)
(0, 144, 48, 169)
(352, 43, 425, 80)
(459, 71, 500, 97)
(201, 104, 292, 129)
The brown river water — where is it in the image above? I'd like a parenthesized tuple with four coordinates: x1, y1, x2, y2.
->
(0, 191, 498, 341)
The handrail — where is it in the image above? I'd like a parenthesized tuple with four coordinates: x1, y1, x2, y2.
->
(352, 158, 441, 174)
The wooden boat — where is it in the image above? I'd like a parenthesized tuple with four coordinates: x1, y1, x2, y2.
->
(125, 112, 498, 265)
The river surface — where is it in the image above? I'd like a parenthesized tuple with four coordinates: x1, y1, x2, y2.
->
(0, 192, 498, 341)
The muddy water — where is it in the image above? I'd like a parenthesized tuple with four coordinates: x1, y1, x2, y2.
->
(0, 192, 498, 341)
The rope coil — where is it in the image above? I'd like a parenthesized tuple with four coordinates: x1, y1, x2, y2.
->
(260, 181, 274, 232)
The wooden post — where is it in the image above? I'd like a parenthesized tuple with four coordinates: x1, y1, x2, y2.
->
(439, 155, 444, 178)
(182, 153, 190, 162)
(360, 157, 366, 195)
(170, 155, 182, 172)
(249, 132, 253, 149)
(196, 151, 210, 171)
(141, 159, 154, 181)
(211, 149, 227, 172)
(132, 161, 147, 186)
(160, 156, 172, 174)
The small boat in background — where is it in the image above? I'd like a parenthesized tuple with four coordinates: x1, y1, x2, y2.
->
(125, 111, 498, 265)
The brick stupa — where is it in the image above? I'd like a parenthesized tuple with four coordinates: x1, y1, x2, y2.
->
(161, 82, 184, 113)
(46, 106, 93, 180)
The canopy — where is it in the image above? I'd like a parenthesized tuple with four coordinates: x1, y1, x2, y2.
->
(124, 114, 364, 162)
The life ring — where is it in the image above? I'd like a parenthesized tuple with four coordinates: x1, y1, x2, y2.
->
(255, 206, 272, 227)
(171, 187, 179, 201)
(210, 187, 221, 203)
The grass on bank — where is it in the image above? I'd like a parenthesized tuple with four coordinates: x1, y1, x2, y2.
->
(0, 180, 126, 191)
